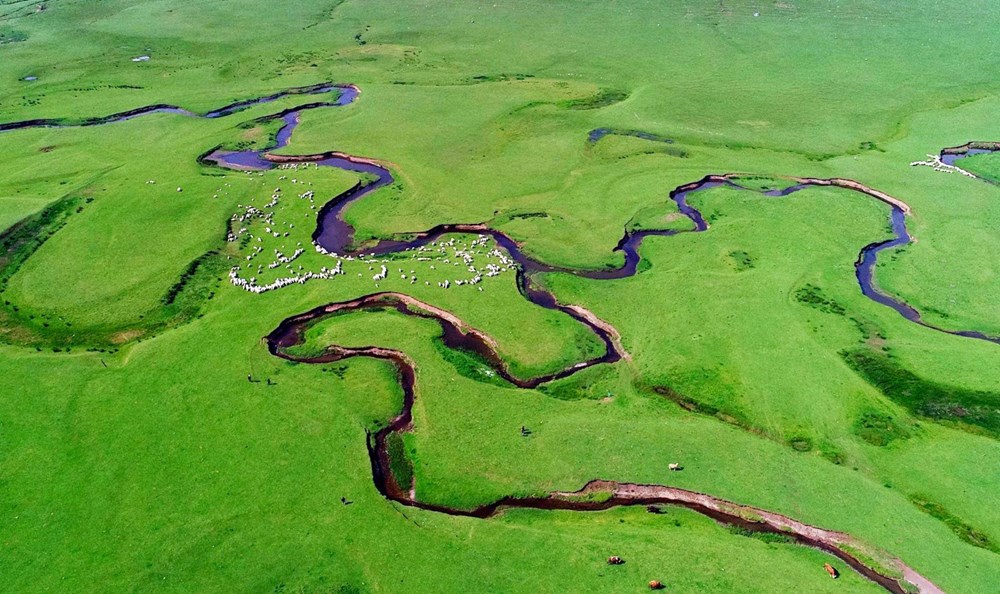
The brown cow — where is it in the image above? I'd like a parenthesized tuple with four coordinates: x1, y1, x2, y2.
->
(649, 580, 665, 590)
(824, 563, 840, 579)
(607, 556, 624, 565)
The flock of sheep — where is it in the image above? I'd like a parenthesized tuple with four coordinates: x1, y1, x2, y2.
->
(224, 171, 517, 295)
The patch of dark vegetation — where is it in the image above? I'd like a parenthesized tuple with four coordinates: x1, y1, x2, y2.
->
(431, 337, 510, 387)
(808, 152, 839, 162)
(729, 175, 795, 193)
(66, 84, 144, 92)
(470, 73, 535, 83)
(794, 284, 846, 315)
(853, 410, 911, 447)
(162, 250, 220, 305)
(385, 432, 414, 491)
(154, 248, 231, 318)
(0, 194, 83, 291)
(658, 147, 688, 158)
(645, 505, 683, 527)
(842, 348, 1000, 438)
(649, 384, 762, 437)
(908, 494, 998, 553)
(818, 443, 846, 465)
(727, 250, 754, 271)
(922, 304, 952, 320)
(351, 24, 372, 45)
(537, 366, 614, 401)
(302, 0, 345, 30)
(726, 525, 795, 545)
(227, 119, 285, 153)
(0, 28, 28, 44)
(559, 88, 629, 110)
(321, 364, 348, 379)
(492, 210, 558, 227)
(636, 257, 653, 274)
(273, 581, 363, 594)
(508, 211, 548, 220)
(858, 141, 885, 153)
(788, 435, 813, 452)
(963, 141, 1000, 151)
(609, 147, 689, 160)
(850, 316, 884, 344)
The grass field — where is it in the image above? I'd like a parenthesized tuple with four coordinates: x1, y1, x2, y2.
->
(2, 1, 1000, 592)
(950, 151, 1000, 184)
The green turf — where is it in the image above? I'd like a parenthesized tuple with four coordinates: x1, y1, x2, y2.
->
(3, 1, 1000, 592)
(953, 151, 1000, 183)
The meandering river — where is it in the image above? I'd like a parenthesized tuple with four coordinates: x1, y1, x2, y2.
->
(0, 82, 967, 593)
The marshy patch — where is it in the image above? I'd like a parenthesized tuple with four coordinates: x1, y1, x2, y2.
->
(470, 73, 535, 83)
(726, 250, 754, 271)
(788, 435, 813, 452)
(506, 211, 549, 221)
(385, 432, 415, 492)
(908, 494, 998, 553)
(0, 28, 28, 45)
(858, 140, 885, 153)
(649, 383, 762, 440)
(818, 443, 846, 465)
(728, 175, 797, 193)
(537, 365, 615, 401)
(559, 88, 629, 110)
(432, 337, 510, 387)
(842, 348, 1000, 438)
(853, 410, 911, 447)
(794, 284, 846, 316)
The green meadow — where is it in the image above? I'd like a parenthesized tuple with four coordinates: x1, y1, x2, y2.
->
(2, 1, 1000, 592)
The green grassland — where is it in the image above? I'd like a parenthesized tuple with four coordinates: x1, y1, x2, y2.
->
(2, 1, 1000, 592)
